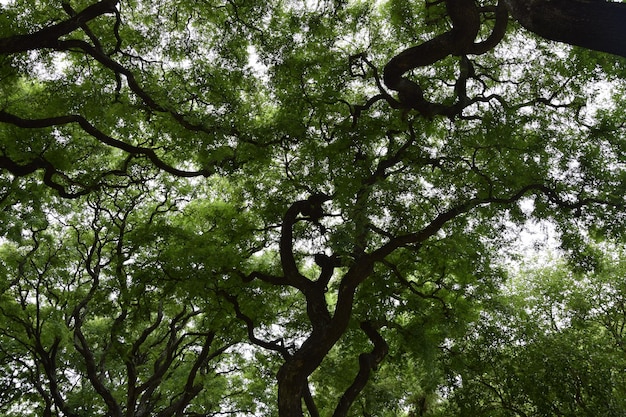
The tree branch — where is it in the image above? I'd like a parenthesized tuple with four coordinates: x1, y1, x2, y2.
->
(504, 0, 626, 58)
(0, 110, 214, 178)
(381, 0, 508, 118)
(332, 321, 389, 417)
(220, 291, 291, 358)
(0, 0, 119, 54)
(280, 194, 331, 287)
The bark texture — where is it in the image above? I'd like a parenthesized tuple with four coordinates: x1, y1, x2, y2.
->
(505, 0, 626, 58)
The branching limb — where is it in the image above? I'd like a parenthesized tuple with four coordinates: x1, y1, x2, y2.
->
(55, 39, 220, 134)
(347, 54, 402, 125)
(220, 291, 292, 358)
(280, 194, 331, 286)
(0, 1, 237, 172)
(332, 321, 388, 417)
(382, 259, 451, 316)
(240, 270, 292, 286)
(372, 182, 626, 263)
(0, 0, 119, 54)
(0, 154, 95, 198)
(61, 2, 103, 51)
(0, 110, 214, 178)
(69, 230, 124, 416)
(154, 331, 221, 417)
(73, 324, 124, 416)
(380, 0, 508, 118)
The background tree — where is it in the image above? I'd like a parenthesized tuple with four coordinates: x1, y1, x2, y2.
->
(444, 251, 626, 416)
(0, 180, 273, 416)
(1, 0, 626, 416)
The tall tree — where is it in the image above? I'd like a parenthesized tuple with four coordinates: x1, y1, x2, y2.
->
(0, 0, 625, 416)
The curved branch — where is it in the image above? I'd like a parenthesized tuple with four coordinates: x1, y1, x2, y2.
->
(332, 321, 389, 417)
(0, 0, 119, 54)
(0, 110, 214, 178)
(220, 291, 291, 358)
(372, 182, 626, 263)
(61, 2, 104, 51)
(74, 325, 124, 416)
(156, 331, 219, 417)
(55, 39, 217, 134)
(280, 194, 331, 286)
(0, 1, 225, 136)
(383, 259, 451, 316)
(468, 2, 509, 54)
(382, 0, 508, 118)
(0, 154, 96, 198)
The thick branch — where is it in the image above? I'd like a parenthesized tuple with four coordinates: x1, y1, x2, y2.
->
(125, 306, 164, 416)
(469, 2, 509, 54)
(280, 194, 331, 286)
(74, 325, 123, 417)
(0, 154, 95, 198)
(332, 321, 389, 417)
(34, 338, 81, 417)
(504, 0, 626, 58)
(0, 0, 119, 54)
(382, 0, 508, 117)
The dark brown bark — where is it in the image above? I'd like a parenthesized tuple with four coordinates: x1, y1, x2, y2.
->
(274, 193, 486, 416)
(504, 0, 626, 58)
(0, 1, 228, 187)
(0, 110, 213, 179)
(36, 338, 82, 417)
(276, 258, 375, 417)
(383, 0, 626, 119)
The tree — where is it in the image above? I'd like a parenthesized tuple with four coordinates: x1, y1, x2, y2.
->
(444, 251, 626, 416)
(1, 0, 626, 416)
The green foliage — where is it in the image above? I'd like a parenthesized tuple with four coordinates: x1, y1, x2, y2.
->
(444, 253, 626, 416)
(1, 0, 626, 416)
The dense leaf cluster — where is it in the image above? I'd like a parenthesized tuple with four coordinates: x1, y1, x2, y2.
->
(1, 0, 626, 416)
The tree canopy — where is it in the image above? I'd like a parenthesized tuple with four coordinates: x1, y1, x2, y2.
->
(1, 0, 626, 416)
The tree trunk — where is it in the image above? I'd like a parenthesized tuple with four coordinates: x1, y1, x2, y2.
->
(505, 0, 626, 58)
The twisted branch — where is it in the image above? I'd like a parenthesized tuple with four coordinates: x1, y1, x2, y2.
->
(382, 0, 508, 118)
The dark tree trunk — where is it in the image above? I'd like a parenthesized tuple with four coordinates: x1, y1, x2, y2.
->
(505, 0, 626, 58)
